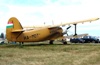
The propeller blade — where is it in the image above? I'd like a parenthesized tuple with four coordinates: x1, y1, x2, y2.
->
(67, 26, 71, 30)
(63, 26, 71, 35)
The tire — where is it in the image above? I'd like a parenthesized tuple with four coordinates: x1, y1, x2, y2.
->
(49, 40, 54, 44)
(63, 41, 67, 44)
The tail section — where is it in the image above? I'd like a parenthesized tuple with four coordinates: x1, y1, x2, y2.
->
(6, 17, 23, 41)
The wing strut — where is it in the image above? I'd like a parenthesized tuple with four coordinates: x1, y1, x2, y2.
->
(74, 24, 77, 36)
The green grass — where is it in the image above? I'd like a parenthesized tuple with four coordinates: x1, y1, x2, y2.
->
(0, 42, 100, 65)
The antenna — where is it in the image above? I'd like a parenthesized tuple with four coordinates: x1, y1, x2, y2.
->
(44, 22, 45, 25)
(52, 20, 54, 25)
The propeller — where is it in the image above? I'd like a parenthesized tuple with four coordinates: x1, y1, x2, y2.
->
(67, 26, 71, 30)
(63, 26, 71, 35)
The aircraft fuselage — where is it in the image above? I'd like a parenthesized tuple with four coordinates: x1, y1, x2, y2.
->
(10, 27, 63, 42)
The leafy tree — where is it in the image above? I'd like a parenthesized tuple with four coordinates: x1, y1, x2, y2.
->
(0, 33, 4, 39)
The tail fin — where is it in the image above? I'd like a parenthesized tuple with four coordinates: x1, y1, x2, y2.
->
(6, 17, 23, 41)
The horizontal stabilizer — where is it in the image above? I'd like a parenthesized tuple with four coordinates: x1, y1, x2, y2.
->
(12, 29, 24, 33)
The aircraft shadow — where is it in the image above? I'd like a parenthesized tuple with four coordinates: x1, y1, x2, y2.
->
(0, 43, 71, 48)
(1, 43, 97, 48)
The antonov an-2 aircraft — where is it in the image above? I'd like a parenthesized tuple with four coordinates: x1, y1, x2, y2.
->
(6, 17, 99, 45)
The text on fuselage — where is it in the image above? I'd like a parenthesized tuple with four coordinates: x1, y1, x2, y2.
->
(24, 33, 39, 40)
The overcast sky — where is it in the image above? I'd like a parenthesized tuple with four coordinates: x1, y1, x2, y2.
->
(0, 0, 100, 36)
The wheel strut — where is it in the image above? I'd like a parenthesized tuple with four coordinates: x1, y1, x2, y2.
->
(74, 24, 77, 36)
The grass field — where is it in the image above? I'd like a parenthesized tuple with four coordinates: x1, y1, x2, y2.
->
(0, 42, 100, 65)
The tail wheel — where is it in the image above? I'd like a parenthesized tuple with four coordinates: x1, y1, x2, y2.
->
(49, 40, 54, 44)
(19, 42, 24, 46)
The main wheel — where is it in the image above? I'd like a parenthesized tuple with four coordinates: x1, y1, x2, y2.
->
(62, 39, 67, 44)
(49, 40, 54, 44)
(63, 41, 67, 44)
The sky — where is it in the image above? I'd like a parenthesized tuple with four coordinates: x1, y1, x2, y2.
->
(0, 0, 100, 36)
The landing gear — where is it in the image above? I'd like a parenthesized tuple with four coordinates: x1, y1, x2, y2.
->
(19, 42, 24, 47)
(49, 40, 54, 44)
(62, 39, 67, 44)
(22, 42, 24, 44)
(74, 24, 77, 36)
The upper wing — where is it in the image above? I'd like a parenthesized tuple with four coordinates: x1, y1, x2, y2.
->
(50, 17, 99, 27)
(23, 17, 99, 28)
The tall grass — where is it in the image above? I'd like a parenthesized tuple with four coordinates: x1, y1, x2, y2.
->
(0, 42, 100, 65)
